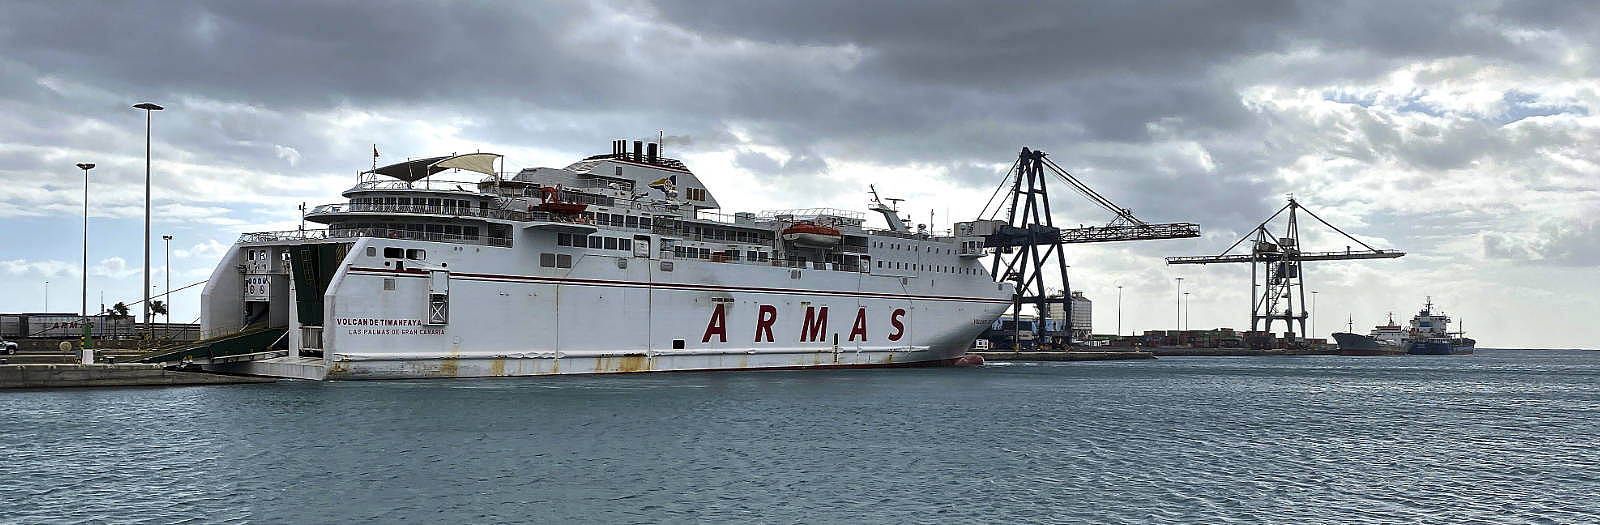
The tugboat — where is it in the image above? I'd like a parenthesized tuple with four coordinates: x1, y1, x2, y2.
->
(1405, 297, 1475, 355)
(1333, 314, 1408, 355)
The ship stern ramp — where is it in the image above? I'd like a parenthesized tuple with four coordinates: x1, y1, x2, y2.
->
(170, 237, 358, 379)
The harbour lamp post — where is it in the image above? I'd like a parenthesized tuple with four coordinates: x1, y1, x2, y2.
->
(1183, 291, 1190, 332)
(77, 163, 94, 318)
(133, 102, 163, 336)
(78, 162, 96, 353)
(44, 280, 49, 311)
(163, 234, 172, 341)
(1174, 277, 1183, 331)
(1116, 285, 1123, 336)
(1312, 290, 1319, 338)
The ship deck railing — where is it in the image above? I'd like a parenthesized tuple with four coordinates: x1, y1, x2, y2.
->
(349, 176, 489, 192)
(307, 202, 533, 222)
(658, 251, 869, 273)
(238, 227, 513, 247)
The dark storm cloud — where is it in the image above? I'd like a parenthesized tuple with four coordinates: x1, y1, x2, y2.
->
(4, 0, 1563, 171)
(0, 0, 1587, 218)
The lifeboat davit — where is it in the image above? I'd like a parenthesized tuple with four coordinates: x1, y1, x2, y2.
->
(780, 222, 842, 246)
(538, 186, 588, 215)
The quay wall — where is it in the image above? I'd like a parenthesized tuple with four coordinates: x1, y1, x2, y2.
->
(0, 364, 276, 389)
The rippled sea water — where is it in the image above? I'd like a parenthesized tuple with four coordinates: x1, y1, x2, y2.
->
(3, 349, 1597, 524)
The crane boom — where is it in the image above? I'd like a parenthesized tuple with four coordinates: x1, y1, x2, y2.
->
(1062, 223, 1201, 244)
(1167, 249, 1404, 264)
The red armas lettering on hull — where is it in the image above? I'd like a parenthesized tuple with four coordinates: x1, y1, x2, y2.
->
(702, 303, 727, 343)
(702, 305, 913, 344)
(848, 308, 869, 341)
(754, 304, 778, 342)
(887, 308, 907, 341)
(800, 306, 829, 342)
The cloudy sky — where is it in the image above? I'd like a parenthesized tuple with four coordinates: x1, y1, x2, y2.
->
(2, 1, 1595, 348)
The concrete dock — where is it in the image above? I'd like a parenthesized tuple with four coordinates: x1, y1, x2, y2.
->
(974, 351, 1155, 362)
(1, 364, 277, 389)
(1146, 346, 1338, 357)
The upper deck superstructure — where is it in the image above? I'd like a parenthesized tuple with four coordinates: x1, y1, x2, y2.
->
(184, 140, 1012, 379)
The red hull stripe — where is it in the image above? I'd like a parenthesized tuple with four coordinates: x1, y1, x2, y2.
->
(347, 266, 1011, 304)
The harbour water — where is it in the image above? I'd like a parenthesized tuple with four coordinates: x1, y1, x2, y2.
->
(3, 349, 1596, 523)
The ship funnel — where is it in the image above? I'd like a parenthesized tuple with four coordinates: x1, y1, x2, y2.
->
(633, 140, 643, 161)
(647, 142, 658, 163)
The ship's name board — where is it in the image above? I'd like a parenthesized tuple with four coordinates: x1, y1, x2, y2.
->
(335, 317, 445, 335)
(702, 304, 906, 343)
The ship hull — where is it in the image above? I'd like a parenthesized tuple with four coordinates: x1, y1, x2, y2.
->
(1407, 341, 1474, 355)
(1332, 332, 1406, 356)
(1339, 348, 1408, 356)
(200, 236, 1013, 380)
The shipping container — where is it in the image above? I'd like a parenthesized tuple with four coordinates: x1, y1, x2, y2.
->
(10, 313, 136, 339)
(0, 314, 22, 339)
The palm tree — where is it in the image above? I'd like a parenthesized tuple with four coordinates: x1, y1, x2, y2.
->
(109, 302, 132, 340)
(149, 300, 169, 342)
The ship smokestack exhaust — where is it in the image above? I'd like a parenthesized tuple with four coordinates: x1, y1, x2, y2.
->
(633, 140, 643, 162)
(647, 142, 658, 163)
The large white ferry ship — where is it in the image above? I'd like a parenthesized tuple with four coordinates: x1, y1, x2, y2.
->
(153, 140, 1014, 379)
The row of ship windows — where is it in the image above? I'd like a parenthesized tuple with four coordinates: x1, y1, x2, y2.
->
(557, 231, 775, 263)
(577, 215, 774, 245)
(872, 240, 954, 255)
(583, 212, 652, 229)
(371, 246, 427, 261)
(690, 225, 773, 244)
(556, 233, 633, 251)
(876, 260, 978, 275)
(676, 247, 771, 262)
(335, 223, 482, 238)
(565, 193, 616, 206)
(538, 253, 574, 268)
(352, 196, 480, 209)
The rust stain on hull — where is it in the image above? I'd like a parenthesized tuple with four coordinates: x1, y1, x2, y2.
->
(437, 357, 460, 377)
(597, 354, 653, 373)
(490, 358, 506, 376)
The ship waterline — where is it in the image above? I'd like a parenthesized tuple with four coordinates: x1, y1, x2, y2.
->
(179, 144, 1014, 379)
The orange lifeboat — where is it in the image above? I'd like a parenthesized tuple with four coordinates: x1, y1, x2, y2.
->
(780, 221, 842, 246)
(538, 186, 588, 215)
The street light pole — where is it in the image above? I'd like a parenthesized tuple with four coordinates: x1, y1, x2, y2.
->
(163, 234, 172, 341)
(1183, 291, 1190, 331)
(77, 163, 95, 318)
(44, 280, 49, 311)
(1116, 285, 1123, 337)
(1312, 290, 1319, 338)
(133, 102, 163, 337)
(1174, 277, 1183, 331)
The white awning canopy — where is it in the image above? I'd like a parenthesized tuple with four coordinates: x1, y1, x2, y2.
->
(365, 152, 501, 182)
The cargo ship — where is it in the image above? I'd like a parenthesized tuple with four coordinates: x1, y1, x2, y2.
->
(1405, 298, 1474, 355)
(144, 140, 1014, 379)
(1332, 314, 1408, 355)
